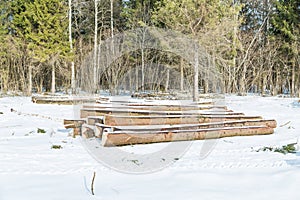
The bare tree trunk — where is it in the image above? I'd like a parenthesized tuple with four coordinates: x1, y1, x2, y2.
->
(298, 68, 300, 98)
(291, 62, 295, 96)
(110, 0, 114, 37)
(110, 0, 115, 95)
(141, 49, 145, 91)
(193, 44, 199, 101)
(262, 75, 267, 96)
(68, 0, 76, 94)
(129, 73, 132, 94)
(165, 68, 169, 92)
(51, 64, 55, 94)
(28, 65, 32, 95)
(231, 0, 237, 94)
(135, 66, 138, 91)
(273, 68, 279, 96)
(93, 0, 98, 93)
(180, 58, 184, 91)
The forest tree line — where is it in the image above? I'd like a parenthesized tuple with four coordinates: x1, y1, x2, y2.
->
(0, 0, 299, 96)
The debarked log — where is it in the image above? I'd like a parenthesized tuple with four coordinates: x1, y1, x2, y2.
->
(102, 126, 274, 146)
(103, 114, 262, 126)
(80, 107, 237, 118)
(94, 119, 276, 138)
(82, 104, 221, 111)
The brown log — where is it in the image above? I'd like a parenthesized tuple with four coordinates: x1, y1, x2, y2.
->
(102, 126, 274, 147)
(82, 104, 220, 111)
(80, 107, 236, 118)
(97, 119, 276, 138)
(33, 96, 100, 105)
(103, 114, 262, 126)
(125, 101, 214, 106)
(87, 116, 104, 125)
(94, 119, 276, 138)
(85, 112, 244, 125)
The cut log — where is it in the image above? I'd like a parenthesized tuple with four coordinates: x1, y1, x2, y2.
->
(87, 116, 104, 125)
(103, 114, 262, 126)
(126, 101, 214, 106)
(83, 111, 243, 123)
(80, 107, 234, 118)
(82, 104, 228, 112)
(32, 96, 101, 105)
(81, 124, 96, 138)
(102, 126, 274, 146)
(94, 119, 276, 138)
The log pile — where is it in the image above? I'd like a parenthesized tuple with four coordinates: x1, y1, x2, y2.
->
(64, 99, 277, 146)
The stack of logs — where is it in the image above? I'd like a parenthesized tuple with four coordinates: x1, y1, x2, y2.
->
(64, 99, 277, 147)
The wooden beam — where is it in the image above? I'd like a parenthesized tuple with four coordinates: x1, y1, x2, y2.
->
(102, 126, 274, 146)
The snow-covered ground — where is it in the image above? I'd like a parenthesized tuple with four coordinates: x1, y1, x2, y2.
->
(0, 95, 300, 200)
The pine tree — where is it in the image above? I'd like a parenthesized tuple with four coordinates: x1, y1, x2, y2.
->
(12, 0, 70, 93)
(271, 0, 300, 96)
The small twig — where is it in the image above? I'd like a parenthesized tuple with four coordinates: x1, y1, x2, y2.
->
(280, 121, 291, 127)
(91, 171, 96, 195)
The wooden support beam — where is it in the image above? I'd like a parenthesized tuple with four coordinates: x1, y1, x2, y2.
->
(102, 126, 274, 146)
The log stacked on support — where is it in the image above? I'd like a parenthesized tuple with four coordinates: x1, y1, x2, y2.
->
(64, 98, 277, 146)
(80, 106, 231, 118)
(94, 119, 277, 139)
(32, 95, 108, 105)
(102, 126, 274, 147)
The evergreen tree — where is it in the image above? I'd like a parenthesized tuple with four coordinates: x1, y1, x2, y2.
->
(11, 0, 70, 93)
(122, 0, 159, 28)
(271, 0, 300, 96)
(12, 0, 70, 63)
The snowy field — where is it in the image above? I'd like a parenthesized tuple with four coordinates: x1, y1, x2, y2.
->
(0, 95, 300, 200)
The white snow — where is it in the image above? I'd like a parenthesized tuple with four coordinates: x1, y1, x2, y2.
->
(0, 95, 300, 200)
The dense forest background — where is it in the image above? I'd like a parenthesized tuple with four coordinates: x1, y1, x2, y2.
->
(0, 0, 299, 96)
